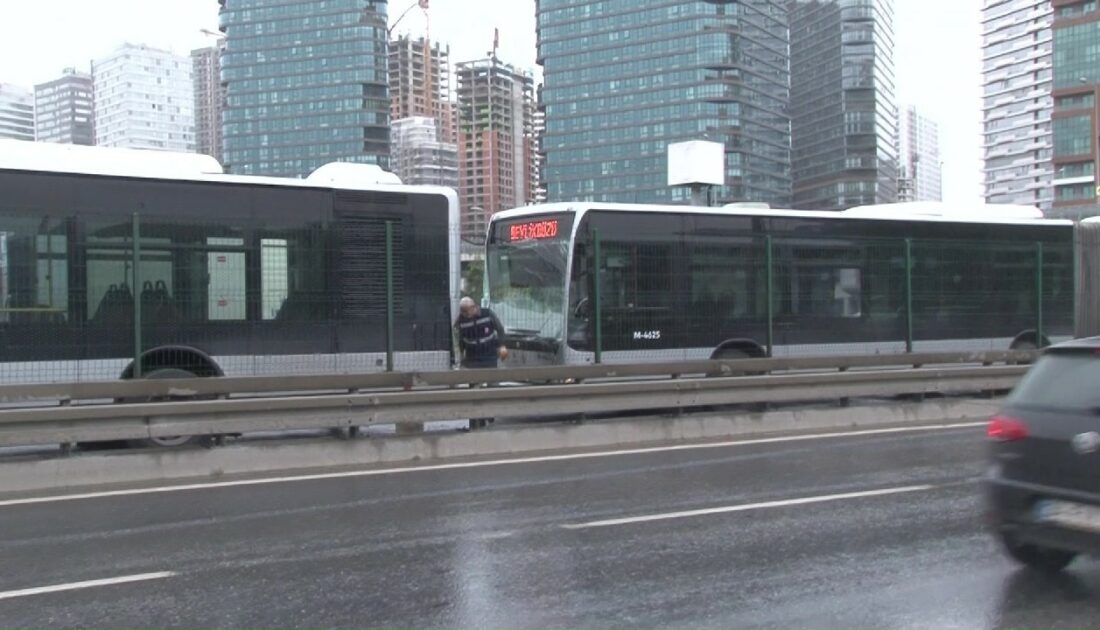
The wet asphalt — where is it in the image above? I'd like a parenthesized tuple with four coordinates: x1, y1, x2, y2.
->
(1, 423, 1099, 628)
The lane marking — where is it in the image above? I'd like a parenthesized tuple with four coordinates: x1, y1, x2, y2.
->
(561, 484, 939, 530)
(0, 572, 177, 601)
(0, 421, 982, 508)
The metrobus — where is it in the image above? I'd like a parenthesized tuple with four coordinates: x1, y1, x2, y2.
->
(485, 202, 1075, 366)
(0, 140, 460, 387)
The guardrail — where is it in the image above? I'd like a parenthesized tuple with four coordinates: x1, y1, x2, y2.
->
(0, 350, 1034, 448)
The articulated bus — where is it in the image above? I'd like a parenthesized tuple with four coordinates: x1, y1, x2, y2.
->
(0, 140, 460, 387)
(485, 202, 1075, 366)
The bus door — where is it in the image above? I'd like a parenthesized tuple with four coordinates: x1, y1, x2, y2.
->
(587, 211, 682, 355)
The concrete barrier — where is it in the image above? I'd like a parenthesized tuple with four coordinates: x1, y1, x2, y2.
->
(0, 397, 999, 496)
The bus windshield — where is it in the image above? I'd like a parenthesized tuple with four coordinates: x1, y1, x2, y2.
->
(487, 216, 571, 339)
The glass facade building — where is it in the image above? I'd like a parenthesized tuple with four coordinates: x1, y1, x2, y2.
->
(536, 0, 792, 206)
(981, 0, 1054, 210)
(1051, 0, 1100, 218)
(788, 0, 898, 210)
(219, 0, 390, 177)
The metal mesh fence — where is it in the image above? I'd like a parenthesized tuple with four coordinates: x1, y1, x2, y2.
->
(0, 199, 1079, 386)
(0, 207, 458, 384)
(516, 232, 1075, 365)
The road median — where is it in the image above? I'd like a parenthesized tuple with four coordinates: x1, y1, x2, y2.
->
(0, 397, 998, 496)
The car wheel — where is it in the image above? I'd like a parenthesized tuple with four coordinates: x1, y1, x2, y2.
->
(999, 532, 1077, 573)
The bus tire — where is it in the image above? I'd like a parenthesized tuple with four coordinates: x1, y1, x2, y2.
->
(708, 340, 768, 411)
(1010, 331, 1050, 351)
(710, 340, 767, 377)
(1009, 331, 1049, 365)
(122, 366, 219, 449)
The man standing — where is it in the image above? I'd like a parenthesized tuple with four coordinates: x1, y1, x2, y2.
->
(454, 296, 508, 368)
(454, 297, 508, 429)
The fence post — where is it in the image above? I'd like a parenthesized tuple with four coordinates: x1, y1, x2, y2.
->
(904, 238, 913, 354)
(1036, 241, 1044, 347)
(593, 228, 602, 364)
(385, 220, 395, 372)
(1073, 228, 1080, 337)
(131, 212, 143, 378)
(765, 235, 774, 358)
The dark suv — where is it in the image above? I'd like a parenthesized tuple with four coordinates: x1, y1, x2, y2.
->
(986, 337, 1100, 572)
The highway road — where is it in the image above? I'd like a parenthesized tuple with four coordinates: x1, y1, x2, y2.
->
(1, 421, 1098, 628)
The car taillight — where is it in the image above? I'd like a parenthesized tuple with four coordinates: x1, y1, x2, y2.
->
(988, 415, 1029, 442)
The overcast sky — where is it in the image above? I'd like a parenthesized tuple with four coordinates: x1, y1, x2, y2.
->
(0, 0, 981, 203)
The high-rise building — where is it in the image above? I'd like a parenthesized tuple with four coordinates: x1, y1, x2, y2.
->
(192, 45, 225, 162)
(220, 0, 391, 177)
(0, 83, 35, 141)
(34, 68, 94, 146)
(533, 104, 548, 204)
(456, 57, 537, 240)
(789, 0, 898, 210)
(389, 35, 455, 145)
(536, 0, 792, 206)
(896, 105, 942, 202)
(92, 44, 195, 151)
(390, 116, 459, 188)
(981, 0, 1054, 210)
(1051, 0, 1100, 218)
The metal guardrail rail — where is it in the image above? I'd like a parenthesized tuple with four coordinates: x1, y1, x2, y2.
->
(0, 350, 1034, 448)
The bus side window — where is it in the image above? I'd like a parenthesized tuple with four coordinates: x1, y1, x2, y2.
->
(601, 242, 673, 310)
(785, 244, 863, 318)
(0, 215, 70, 326)
(262, 226, 329, 322)
(686, 244, 755, 320)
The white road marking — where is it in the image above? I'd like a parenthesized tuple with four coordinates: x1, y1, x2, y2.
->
(561, 484, 939, 530)
(0, 422, 982, 508)
(0, 572, 177, 601)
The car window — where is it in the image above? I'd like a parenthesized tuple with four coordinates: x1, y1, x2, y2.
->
(1008, 353, 1100, 411)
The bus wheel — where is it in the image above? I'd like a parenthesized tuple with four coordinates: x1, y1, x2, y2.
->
(1009, 332, 1048, 365)
(710, 345, 767, 411)
(710, 344, 766, 377)
(126, 367, 210, 449)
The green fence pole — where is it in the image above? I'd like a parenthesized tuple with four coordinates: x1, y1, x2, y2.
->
(1036, 241, 1044, 347)
(904, 238, 913, 354)
(1073, 229, 1080, 338)
(765, 235, 774, 358)
(593, 228, 602, 364)
(385, 221, 395, 372)
(132, 212, 143, 378)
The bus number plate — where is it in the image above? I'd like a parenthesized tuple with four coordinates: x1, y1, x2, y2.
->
(633, 330, 661, 341)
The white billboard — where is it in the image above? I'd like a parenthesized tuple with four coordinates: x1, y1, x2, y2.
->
(667, 140, 725, 187)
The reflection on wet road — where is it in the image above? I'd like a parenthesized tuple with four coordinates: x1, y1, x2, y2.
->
(1, 424, 1098, 628)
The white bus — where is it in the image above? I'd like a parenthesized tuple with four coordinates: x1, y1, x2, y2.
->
(486, 202, 1074, 366)
(0, 140, 461, 386)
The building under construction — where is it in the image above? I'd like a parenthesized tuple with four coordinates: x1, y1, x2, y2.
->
(388, 35, 456, 146)
(456, 57, 537, 241)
